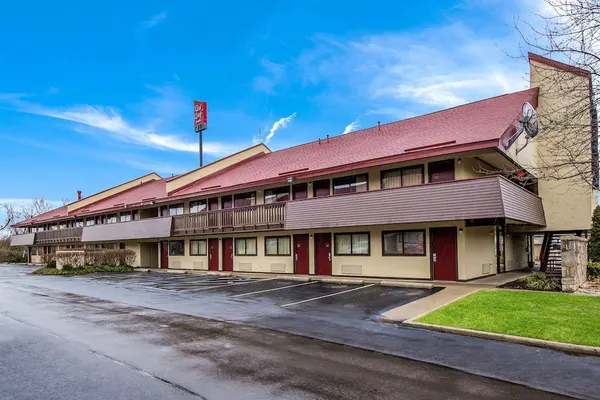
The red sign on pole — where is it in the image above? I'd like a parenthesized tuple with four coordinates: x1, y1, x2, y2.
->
(194, 100, 207, 132)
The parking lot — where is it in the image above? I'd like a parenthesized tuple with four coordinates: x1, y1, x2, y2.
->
(82, 272, 437, 323)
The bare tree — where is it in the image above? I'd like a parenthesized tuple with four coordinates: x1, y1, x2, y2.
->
(0, 203, 17, 234)
(20, 197, 53, 221)
(508, 0, 599, 189)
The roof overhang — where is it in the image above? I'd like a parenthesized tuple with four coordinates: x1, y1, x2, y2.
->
(81, 217, 172, 242)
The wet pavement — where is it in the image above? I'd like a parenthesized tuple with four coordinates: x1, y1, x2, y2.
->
(1, 265, 599, 399)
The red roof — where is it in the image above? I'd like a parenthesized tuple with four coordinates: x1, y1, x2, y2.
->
(172, 88, 537, 197)
(15, 87, 539, 226)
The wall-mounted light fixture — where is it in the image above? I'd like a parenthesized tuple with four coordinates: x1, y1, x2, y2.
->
(287, 177, 294, 183)
(457, 158, 462, 165)
(458, 228, 464, 235)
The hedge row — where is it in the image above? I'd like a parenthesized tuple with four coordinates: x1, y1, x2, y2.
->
(50, 249, 136, 268)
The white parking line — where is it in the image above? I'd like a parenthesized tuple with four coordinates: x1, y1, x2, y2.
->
(180, 278, 277, 292)
(231, 281, 318, 298)
(280, 284, 375, 307)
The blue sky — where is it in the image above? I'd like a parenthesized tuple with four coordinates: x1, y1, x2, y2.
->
(0, 0, 550, 209)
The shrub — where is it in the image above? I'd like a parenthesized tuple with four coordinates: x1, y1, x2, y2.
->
(0, 248, 27, 263)
(519, 272, 560, 291)
(83, 249, 136, 267)
(589, 206, 600, 262)
(588, 262, 600, 280)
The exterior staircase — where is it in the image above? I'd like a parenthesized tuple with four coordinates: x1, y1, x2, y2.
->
(544, 235, 563, 278)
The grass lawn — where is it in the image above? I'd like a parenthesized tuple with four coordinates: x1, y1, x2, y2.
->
(32, 265, 134, 276)
(416, 290, 600, 347)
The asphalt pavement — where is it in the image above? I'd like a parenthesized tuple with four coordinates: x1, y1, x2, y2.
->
(0, 265, 598, 399)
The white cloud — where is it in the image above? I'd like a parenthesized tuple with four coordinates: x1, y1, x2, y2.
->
(142, 11, 167, 29)
(295, 22, 528, 112)
(4, 91, 237, 157)
(265, 113, 296, 143)
(343, 119, 360, 134)
(252, 59, 286, 94)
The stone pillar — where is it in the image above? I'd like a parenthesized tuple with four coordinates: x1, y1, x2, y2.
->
(561, 236, 588, 292)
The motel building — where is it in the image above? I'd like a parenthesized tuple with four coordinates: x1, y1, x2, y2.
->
(9, 53, 598, 282)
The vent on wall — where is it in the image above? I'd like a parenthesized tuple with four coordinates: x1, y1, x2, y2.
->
(270, 263, 286, 273)
(192, 261, 204, 269)
(341, 265, 362, 275)
(170, 260, 182, 269)
(482, 263, 493, 275)
(238, 263, 252, 271)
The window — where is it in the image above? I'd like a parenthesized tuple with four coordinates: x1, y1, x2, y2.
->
(119, 242, 126, 250)
(120, 212, 132, 222)
(381, 165, 424, 189)
(106, 214, 117, 224)
(50, 224, 58, 231)
(169, 240, 185, 256)
(235, 238, 257, 256)
(169, 203, 184, 216)
(30, 247, 39, 256)
(59, 223, 67, 229)
(105, 243, 117, 250)
(265, 236, 291, 256)
(313, 179, 330, 197)
(74, 219, 84, 228)
(334, 233, 370, 255)
(189, 200, 207, 213)
(85, 219, 95, 226)
(190, 239, 207, 256)
(332, 174, 368, 195)
(264, 187, 290, 204)
(292, 183, 308, 200)
(234, 192, 256, 207)
(37, 226, 44, 232)
(382, 230, 426, 256)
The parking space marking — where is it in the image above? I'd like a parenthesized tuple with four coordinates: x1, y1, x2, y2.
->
(179, 278, 278, 292)
(230, 281, 319, 298)
(280, 284, 375, 307)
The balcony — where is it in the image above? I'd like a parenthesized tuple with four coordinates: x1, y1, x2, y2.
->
(172, 202, 286, 235)
(285, 175, 546, 229)
(35, 227, 83, 244)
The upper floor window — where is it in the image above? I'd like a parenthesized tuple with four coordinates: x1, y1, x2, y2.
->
(50, 224, 58, 231)
(313, 179, 330, 198)
(190, 200, 207, 213)
(381, 165, 424, 189)
(292, 183, 308, 200)
(120, 212, 132, 222)
(169, 203, 184, 216)
(85, 219, 95, 226)
(333, 174, 368, 195)
(264, 187, 290, 204)
(74, 220, 84, 228)
(37, 226, 44, 232)
(59, 222, 67, 229)
(106, 214, 117, 224)
(428, 160, 455, 183)
(234, 192, 256, 207)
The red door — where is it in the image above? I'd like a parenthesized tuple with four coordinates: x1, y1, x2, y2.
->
(431, 227, 457, 281)
(428, 160, 455, 183)
(294, 234, 309, 274)
(314, 233, 332, 275)
(222, 238, 234, 271)
(160, 241, 169, 269)
(208, 239, 219, 271)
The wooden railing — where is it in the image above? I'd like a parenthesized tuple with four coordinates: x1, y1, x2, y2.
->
(172, 202, 286, 235)
(35, 227, 83, 244)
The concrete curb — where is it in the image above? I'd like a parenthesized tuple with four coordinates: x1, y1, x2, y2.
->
(403, 321, 600, 357)
(276, 275, 310, 282)
(380, 281, 434, 289)
(206, 271, 233, 276)
(318, 278, 364, 285)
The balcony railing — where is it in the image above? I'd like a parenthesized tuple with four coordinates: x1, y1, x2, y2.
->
(172, 202, 286, 235)
(35, 227, 83, 244)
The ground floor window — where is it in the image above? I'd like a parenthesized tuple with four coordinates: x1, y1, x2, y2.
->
(235, 238, 257, 256)
(190, 239, 207, 256)
(169, 240, 184, 256)
(334, 233, 370, 255)
(265, 236, 291, 256)
(382, 230, 425, 255)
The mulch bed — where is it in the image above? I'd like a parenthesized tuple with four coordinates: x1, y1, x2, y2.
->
(577, 280, 600, 296)
(499, 278, 562, 292)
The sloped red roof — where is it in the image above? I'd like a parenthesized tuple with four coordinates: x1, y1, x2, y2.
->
(22, 205, 70, 225)
(172, 88, 537, 197)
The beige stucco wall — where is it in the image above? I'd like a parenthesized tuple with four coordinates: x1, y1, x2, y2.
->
(150, 219, 498, 281)
(526, 59, 597, 231)
(68, 173, 161, 213)
(166, 144, 270, 193)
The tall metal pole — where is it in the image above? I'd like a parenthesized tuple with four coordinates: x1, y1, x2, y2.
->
(199, 131, 203, 167)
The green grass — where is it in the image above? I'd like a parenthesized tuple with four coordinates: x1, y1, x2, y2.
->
(416, 290, 600, 347)
(31, 265, 134, 276)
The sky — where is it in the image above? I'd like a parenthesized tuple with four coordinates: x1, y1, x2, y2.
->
(0, 0, 551, 215)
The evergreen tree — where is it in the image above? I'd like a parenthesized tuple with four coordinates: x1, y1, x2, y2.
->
(589, 206, 600, 262)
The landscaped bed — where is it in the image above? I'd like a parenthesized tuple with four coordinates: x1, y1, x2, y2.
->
(416, 290, 600, 348)
(32, 265, 134, 275)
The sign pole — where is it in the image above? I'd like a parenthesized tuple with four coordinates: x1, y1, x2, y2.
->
(194, 100, 208, 168)
(199, 131, 203, 167)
